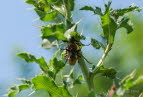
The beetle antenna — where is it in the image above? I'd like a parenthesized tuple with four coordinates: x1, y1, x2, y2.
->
(59, 48, 66, 50)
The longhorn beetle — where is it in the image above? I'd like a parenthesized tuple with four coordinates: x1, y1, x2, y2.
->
(61, 37, 91, 65)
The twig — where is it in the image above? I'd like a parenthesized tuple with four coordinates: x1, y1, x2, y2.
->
(93, 43, 112, 72)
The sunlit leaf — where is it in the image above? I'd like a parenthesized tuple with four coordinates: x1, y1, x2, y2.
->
(8, 84, 30, 97)
(32, 75, 73, 97)
(41, 23, 66, 41)
(18, 52, 36, 62)
(51, 57, 65, 74)
(35, 9, 57, 21)
(35, 57, 49, 72)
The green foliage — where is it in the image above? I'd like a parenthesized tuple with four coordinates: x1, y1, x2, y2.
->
(25, 0, 75, 21)
(18, 52, 49, 73)
(18, 51, 64, 79)
(87, 91, 95, 97)
(118, 17, 133, 34)
(116, 71, 143, 96)
(41, 23, 66, 41)
(32, 75, 72, 97)
(94, 65, 117, 79)
(91, 38, 105, 50)
(25, 0, 58, 21)
(8, 81, 31, 97)
(80, 1, 141, 44)
(73, 75, 83, 85)
(8, 0, 142, 97)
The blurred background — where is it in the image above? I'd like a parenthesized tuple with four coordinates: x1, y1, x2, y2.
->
(0, 0, 143, 97)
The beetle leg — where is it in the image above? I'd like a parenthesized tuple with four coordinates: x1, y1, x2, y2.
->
(64, 59, 68, 66)
(78, 54, 92, 64)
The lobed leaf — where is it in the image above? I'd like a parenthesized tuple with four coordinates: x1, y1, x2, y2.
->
(25, 0, 58, 21)
(117, 71, 143, 96)
(80, 1, 141, 44)
(8, 84, 30, 97)
(17, 52, 36, 62)
(94, 65, 117, 79)
(32, 75, 72, 97)
(111, 6, 141, 18)
(18, 52, 49, 73)
(118, 17, 133, 34)
(91, 38, 105, 50)
(80, 6, 102, 15)
(41, 23, 66, 41)
(64, 20, 80, 39)
(35, 9, 58, 21)
(51, 57, 65, 75)
(80, 6, 95, 13)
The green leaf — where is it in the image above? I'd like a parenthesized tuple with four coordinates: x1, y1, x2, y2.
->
(25, 0, 38, 6)
(70, 32, 86, 41)
(18, 85, 30, 92)
(64, 20, 80, 39)
(18, 78, 32, 85)
(8, 91, 17, 97)
(25, 0, 59, 21)
(91, 38, 105, 49)
(35, 9, 57, 21)
(18, 52, 36, 62)
(51, 57, 65, 74)
(117, 71, 143, 96)
(118, 17, 133, 34)
(80, 6, 95, 13)
(63, 0, 75, 11)
(45, 50, 65, 79)
(8, 84, 30, 97)
(101, 11, 117, 44)
(41, 23, 66, 41)
(35, 57, 49, 72)
(80, 1, 141, 44)
(87, 91, 95, 97)
(18, 52, 49, 73)
(94, 65, 117, 79)
(111, 5, 141, 18)
(32, 75, 72, 97)
(104, 1, 112, 14)
(80, 6, 102, 15)
(49, 0, 74, 20)
(73, 75, 83, 85)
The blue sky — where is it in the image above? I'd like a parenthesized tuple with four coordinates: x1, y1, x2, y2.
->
(0, 0, 143, 96)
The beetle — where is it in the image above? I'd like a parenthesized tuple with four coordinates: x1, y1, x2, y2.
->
(61, 37, 91, 65)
